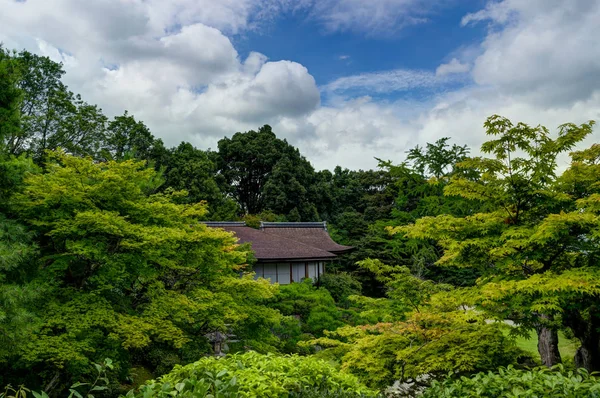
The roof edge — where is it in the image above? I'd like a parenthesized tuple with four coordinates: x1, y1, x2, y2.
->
(203, 221, 247, 227)
(260, 221, 327, 231)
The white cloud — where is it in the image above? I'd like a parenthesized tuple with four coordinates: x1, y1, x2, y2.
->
(324, 68, 465, 95)
(436, 58, 470, 76)
(298, 0, 440, 35)
(465, 0, 600, 106)
(0, 0, 319, 149)
(276, 0, 600, 169)
(0, 0, 598, 172)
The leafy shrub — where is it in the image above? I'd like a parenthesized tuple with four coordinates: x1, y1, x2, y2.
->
(318, 273, 362, 306)
(422, 365, 600, 397)
(270, 280, 344, 337)
(131, 351, 377, 398)
(289, 388, 382, 397)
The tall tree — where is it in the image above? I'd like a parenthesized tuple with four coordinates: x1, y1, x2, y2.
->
(400, 115, 599, 369)
(406, 137, 469, 179)
(1, 49, 107, 160)
(159, 142, 238, 218)
(216, 125, 316, 219)
(0, 47, 23, 154)
(103, 111, 157, 161)
(3, 151, 281, 392)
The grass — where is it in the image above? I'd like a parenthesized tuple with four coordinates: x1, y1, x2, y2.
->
(510, 329, 580, 361)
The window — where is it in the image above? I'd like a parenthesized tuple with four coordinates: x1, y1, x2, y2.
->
(263, 264, 277, 283)
(292, 263, 304, 282)
(277, 263, 291, 284)
(253, 264, 264, 279)
(307, 262, 317, 280)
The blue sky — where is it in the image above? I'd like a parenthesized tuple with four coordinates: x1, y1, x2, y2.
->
(1, 0, 599, 170)
(236, 1, 487, 89)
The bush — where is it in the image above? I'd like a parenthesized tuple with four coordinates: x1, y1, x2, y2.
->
(289, 388, 382, 397)
(131, 351, 377, 398)
(422, 365, 600, 398)
(318, 273, 362, 306)
(270, 280, 344, 337)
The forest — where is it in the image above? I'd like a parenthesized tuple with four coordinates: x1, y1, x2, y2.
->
(1, 47, 600, 397)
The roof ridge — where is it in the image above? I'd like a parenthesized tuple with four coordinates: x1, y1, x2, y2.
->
(202, 221, 247, 227)
(260, 221, 327, 230)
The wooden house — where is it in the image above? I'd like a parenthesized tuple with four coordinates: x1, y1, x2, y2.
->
(203, 221, 352, 284)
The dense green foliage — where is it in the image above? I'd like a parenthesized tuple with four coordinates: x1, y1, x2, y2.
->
(307, 260, 529, 387)
(0, 152, 282, 392)
(131, 352, 376, 398)
(422, 365, 600, 397)
(270, 280, 345, 340)
(399, 115, 600, 370)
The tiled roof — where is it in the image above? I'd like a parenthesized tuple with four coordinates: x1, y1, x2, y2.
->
(202, 221, 352, 261)
(260, 222, 353, 254)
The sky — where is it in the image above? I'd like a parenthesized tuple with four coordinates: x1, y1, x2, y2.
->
(1, 0, 599, 170)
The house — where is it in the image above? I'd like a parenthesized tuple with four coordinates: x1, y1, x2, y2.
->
(203, 221, 353, 284)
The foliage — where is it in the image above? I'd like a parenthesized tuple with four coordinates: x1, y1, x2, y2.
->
(131, 351, 377, 398)
(269, 280, 344, 338)
(216, 125, 317, 219)
(289, 389, 382, 398)
(306, 260, 528, 387)
(1, 152, 281, 393)
(103, 112, 158, 162)
(0, 215, 41, 363)
(0, 47, 23, 154)
(317, 273, 362, 306)
(398, 115, 600, 369)
(422, 365, 600, 398)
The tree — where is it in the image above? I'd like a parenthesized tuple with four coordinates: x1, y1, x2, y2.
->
(329, 142, 480, 295)
(308, 259, 526, 388)
(4, 151, 281, 393)
(0, 47, 23, 153)
(0, 49, 108, 160)
(406, 137, 469, 179)
(103, 111, 157, 161)
(158, 142, 238, 218)
(400, 115, 599, 369)
(216, 125, 317, 219)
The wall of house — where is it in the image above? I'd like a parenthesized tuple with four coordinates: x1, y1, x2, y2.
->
(253, 261, 326, 284)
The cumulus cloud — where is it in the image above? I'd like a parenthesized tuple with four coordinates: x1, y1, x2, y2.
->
(0, 0, 320, 148)
(465, 0, 600, 106)
(276, 0, 600, 169)
(0, 0, 598, 171)
(436, 58, 470, 76)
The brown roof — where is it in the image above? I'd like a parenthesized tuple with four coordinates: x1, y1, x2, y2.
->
(202, 222, 351, 262)
(261, 222, 353, 254)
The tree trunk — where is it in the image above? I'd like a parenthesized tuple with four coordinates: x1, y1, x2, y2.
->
(44, 370, 61, 395)
(563, 307, 600, 372)
(574, 338, 600, 371)
(536, 323, 562, 367)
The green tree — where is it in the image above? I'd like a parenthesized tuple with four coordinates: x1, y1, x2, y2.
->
(269, 280, 344, 338)
(0, 49, 108, 160)
(406, 137, 469, 179)
(3, 151, 281, 393)
(308, 260, 526, 387)
(159, 142, 238, 218)
(216, 125, 317, 219)
(400, 115, 599, 369)
(0, 47, 23, 154)
(103, 111, 157, 161)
